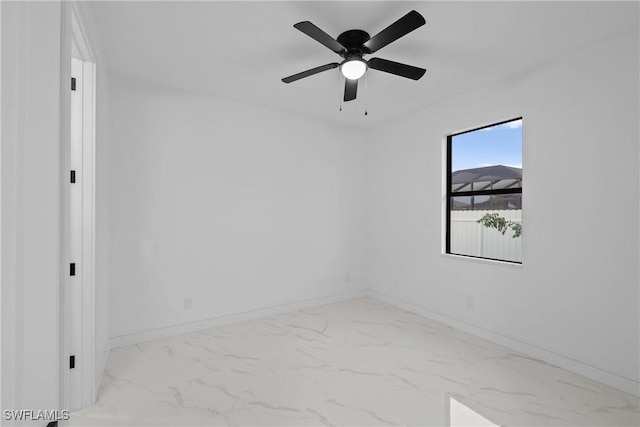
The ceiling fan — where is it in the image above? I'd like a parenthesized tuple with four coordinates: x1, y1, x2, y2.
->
(282, 10, 427, 102)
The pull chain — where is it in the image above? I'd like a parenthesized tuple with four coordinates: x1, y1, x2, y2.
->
(364, 73, 368, 116)
(338, 73, 343, 112)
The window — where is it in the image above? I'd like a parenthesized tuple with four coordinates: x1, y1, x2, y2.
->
(446, 118, 522, 263)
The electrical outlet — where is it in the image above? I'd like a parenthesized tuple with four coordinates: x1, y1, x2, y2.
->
(184, 298, 192, 309)
(466, 296, 474, 310)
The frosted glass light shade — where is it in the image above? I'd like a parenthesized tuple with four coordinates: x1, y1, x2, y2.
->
(341, 59, 367, 80)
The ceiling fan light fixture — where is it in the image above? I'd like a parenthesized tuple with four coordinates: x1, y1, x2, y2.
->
(340, 58, 367, 80)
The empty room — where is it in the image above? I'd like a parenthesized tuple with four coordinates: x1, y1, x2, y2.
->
(1, 1, 639, 426)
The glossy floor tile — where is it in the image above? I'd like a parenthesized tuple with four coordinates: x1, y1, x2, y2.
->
(71, 298, 639, 426)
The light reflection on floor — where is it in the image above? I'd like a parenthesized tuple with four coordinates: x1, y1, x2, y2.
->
(449, 396, 499, 427)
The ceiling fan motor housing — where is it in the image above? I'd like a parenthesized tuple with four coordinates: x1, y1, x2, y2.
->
(337, 29, 371, 58)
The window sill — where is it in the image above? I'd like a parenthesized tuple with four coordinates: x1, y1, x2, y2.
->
(441, 253, 523, 269)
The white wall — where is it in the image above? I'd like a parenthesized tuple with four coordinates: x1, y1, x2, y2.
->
(107, 75, 367, 340)
(1, 1, 62, 419)
(366, 30, 640, 394)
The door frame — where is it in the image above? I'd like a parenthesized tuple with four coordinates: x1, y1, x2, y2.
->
(60, 1, 97, 411)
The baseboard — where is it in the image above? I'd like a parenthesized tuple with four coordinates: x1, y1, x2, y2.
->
(368, 290, 640, 397)
(109, 289, 369, 349)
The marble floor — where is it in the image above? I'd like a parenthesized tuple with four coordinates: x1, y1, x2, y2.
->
(71, 298, 639, 426)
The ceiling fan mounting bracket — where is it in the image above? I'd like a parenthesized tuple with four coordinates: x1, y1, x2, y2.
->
(337, 29, 371, 57)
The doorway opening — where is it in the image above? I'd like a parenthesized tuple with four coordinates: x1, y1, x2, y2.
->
(63, 4, 97, 411)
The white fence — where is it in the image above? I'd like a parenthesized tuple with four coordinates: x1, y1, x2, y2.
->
(450, 210, 522, 262)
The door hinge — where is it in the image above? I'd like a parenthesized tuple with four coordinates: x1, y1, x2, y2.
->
(70, 263, 76, 276)
(71, 77, 76, 91)
(69, 355, 75, 369)
(70, 170, 76, 183)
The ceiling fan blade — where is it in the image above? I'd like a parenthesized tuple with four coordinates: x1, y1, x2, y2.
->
(294, 21, 346, 54)
(363, 10, 426, 53)
(368, 58, 426, 80)
(344, 78, 358, 102)
(282, 63, 340, 83)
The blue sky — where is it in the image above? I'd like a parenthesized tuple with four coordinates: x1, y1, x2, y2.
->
(451, 119, 522, 172)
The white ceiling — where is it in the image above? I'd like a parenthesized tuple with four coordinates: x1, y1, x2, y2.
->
(85, 1, 639, 128)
